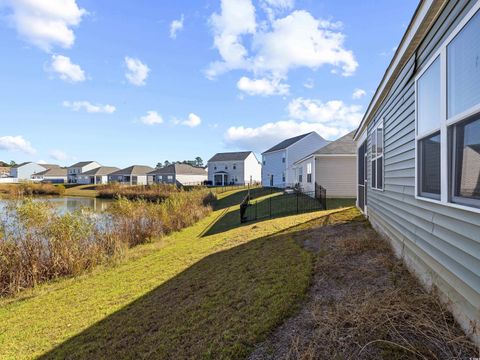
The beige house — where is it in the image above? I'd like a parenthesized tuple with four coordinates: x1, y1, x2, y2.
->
(293, 131, 356, 198)
(148, 163, 207, 186)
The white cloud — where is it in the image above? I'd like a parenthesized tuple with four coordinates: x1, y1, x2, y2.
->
(173, 113, 202, 127)
(2, 0, 87, 52)
(262, 0, 295, 10)
(205, 0, 256, 79)
(169, 14, 184, 39)
(63, 101, 116, 114)
(224, 97, 363, 151)
(0, 135, 36, 154)
(303, 78, 314, 89)
(352, 88, 366, 99)
(287, 97, 362, 128)
(47, 54, 85, 82)
(49, 149, 68, 161)
(225, 120, 343, 152)
(125, 56, 150, 86)
(207, 3, 358, 81)
(181, 113, 202, 127)
(237, 76, 289, 96)
(139, 111, 163, 125)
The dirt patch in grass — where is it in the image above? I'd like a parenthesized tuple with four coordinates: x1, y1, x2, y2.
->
(249, 208, 478, 360)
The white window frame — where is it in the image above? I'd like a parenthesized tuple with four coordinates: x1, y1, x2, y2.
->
(414, 2, 480, 214)
(306, 162, 312, 183)
(370, 120, 384, 191)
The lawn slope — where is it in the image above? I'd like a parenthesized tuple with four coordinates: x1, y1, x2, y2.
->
(0, 189, 343, 359)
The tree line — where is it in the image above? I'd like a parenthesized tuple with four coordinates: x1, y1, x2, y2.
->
(156, 157, 204, 169)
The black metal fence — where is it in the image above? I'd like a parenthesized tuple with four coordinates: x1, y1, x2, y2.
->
(240, 184, 327, 223)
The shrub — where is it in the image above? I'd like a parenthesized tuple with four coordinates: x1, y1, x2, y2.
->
(97, 183, 181, 202)
(7, 183, 65, 197)
(0, 189, 215, 296)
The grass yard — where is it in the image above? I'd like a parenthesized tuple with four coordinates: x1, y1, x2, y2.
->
(0, 188, 346, 360)
(64, 184, 99, 197)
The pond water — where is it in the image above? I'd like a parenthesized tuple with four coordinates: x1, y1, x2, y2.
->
(0, 196, 113, 214)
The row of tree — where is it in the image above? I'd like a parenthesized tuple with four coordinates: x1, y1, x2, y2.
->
(0, 160, 16, 167)
(156, 157, 204, 169)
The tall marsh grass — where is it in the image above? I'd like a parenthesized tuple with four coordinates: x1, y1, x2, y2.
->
(0, 189, 215, 296)
(6, 183, 66, 197)
(97, 183, 182, 201)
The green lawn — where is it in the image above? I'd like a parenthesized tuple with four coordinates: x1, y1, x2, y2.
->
(0, 188, 354, 359)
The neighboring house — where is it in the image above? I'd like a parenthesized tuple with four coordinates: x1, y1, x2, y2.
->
(108, 165, 154, 185)
(261, 132, 329, 188)
(67, 161, 101, 183)
(207, 152, 261, 186)
(10, 162, 47, 180)
(77, 166, 120, 185)
(0, 167, 10, 178)
(148, 163, 207, 186)
(353, 0, 480, 344)
(31, 165, 68, 183)
(294, 131, 356, 197)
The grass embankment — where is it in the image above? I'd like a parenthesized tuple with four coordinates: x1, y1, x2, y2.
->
(0, 189, 214, 296)
(64, 184, 99, 197)
(0, 188, 336, 359)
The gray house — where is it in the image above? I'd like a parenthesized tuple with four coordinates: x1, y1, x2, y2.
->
(148, 164, 207, 186)
(108, 165, 154, 185)
(10, 162, 47, 180)
(77, 166, 120, 185)
(354, 0, 480, 344)
(68, 161, 101, 183)
(31, 166, 68, 183)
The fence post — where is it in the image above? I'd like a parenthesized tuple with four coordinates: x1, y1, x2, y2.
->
(255, 200, 257, 220)
(296, 192, 299, 214)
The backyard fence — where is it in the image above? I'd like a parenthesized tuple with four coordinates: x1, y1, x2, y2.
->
(240, 184, 327, 223)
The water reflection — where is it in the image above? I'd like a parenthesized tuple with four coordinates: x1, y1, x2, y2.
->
(0, 196, 112, 214)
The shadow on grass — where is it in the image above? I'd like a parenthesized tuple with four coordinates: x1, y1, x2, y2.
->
(36, 213, 339, 360)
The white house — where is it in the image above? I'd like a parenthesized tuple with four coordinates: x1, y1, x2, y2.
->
(31, 165, 68, 184)
(68, 161, 101, 183)
(261, 132, 329, 188)
(207, 152, 261, 186)
(147, 163, 207, 186)
(108, 165, 154, 185)
(77, 166, 119, 185)
(10, 162, 47, 180)
(294, 131, 356, 197)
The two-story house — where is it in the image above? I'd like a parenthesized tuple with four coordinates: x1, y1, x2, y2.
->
(67, 161, 101, 183)
(261, 132, 329, 188)
(207, 152, 261, 186)
(10, 162, 48, 180)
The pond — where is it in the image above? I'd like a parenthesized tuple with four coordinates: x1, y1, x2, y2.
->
(0, 196, 113, 214)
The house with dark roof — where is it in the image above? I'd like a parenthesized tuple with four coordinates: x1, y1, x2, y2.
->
(67, 161, 101, 183)
(353, 0, 480, 343)
(207, 151, 261, 186)
(108, 165, 154, 185)
(261, 132, 329, 188)
(293, 131, 356, 197)
(31, 165, 68, 184)
(147, 163, 207, 186)
(77, 166, 120, 185)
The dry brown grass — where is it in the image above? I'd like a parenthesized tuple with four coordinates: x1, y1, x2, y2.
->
(97, 183, 181, 201)
(2, 183, 65, 197)
(250, 209, 478, 360)
(0, 189, 215, 296)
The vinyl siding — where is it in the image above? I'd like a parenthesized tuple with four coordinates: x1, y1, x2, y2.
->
(316, 156, 356, 198)
(362, 0, 480, 343)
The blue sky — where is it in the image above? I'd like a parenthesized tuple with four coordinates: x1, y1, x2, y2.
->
(0, 0, 418, 168)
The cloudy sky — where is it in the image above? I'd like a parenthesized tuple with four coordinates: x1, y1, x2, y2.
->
(0, 0, 417, 167)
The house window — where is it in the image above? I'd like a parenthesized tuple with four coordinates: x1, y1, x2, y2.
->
(233, 164, 236, 170)
(282, 172, 285, 182)
(371, 122, 384, 190)
(263, 160, 265, 165)
(416, 56, 441, 198)
(451, 116, 480, 207)
(419, 132, 441, 199)
(413, 6, 480, 211)
(306, 163, 312, 183)
(298, 167, 303, 183)
(282, 156, 285, 163)
(214, 166, 217, 170)
(225, 165, 228, 170)
(167, 175, 173, 181)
